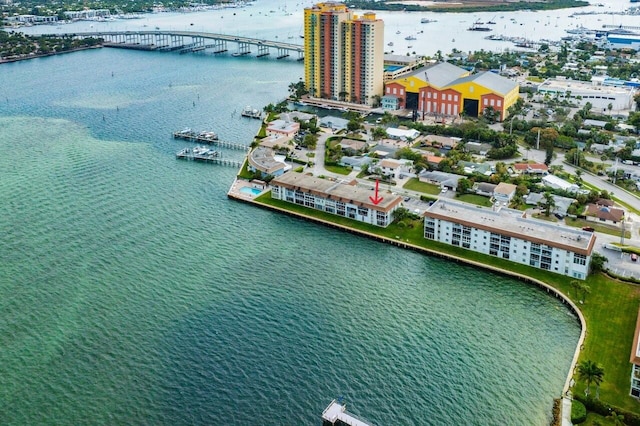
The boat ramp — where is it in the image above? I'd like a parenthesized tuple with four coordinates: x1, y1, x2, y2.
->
(173, 128, 250, 151)
(176, 146, 242, 167)
(322, 399, 371, 426)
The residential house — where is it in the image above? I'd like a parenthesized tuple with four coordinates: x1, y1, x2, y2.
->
(247, 147, 290, 178)
(493, 182, 517, 205)
(377, 158, 412, 179)
(586, 203, 624, 224)
(265, 119, 300, 138)
(419, 170, 463, 190)
(513, 162, 548, 175)
(423, 134, 460, 150)
(473, 182, 497, 197)
(542, 174, 580, 193)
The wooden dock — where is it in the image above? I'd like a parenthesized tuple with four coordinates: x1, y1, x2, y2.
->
(173, 129, 250, 151)
(322, 400, 371, 426)
(176, 147, 242, 167)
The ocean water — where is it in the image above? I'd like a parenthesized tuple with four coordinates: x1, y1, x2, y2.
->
(0, 45, 580, 425)
(19, 0, 640, 56)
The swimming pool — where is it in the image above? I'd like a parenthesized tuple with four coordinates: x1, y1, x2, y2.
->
(239, 187, 262, 196)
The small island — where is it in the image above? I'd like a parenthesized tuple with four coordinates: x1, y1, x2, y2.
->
(346, 0, 589, 13)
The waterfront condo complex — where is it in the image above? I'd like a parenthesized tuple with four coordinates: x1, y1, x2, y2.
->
(424, 199, 596, 280)
(270, 172, 402, 227)
(303, 2, 384, 106)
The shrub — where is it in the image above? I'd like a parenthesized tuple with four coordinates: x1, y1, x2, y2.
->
(574, 394, 640, 426)
(551, 398, 562, 426)
(571, 399, 587, 424)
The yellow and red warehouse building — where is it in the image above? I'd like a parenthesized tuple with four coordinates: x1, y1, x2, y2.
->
(384, 62, 519, 121)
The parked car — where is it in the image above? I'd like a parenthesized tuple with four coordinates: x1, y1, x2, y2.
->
(632, 253, 638, 262)
(582, 226, 595, 232)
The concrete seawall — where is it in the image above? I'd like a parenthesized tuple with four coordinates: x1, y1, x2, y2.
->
(229, 190, 586, 421)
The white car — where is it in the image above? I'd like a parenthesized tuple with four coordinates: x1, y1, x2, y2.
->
(441, 188, 447, 194)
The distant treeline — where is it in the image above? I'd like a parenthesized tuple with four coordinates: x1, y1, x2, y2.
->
(0, 0, 238, 16)
(0, 32, 102, 62)
(346, 0, 588, 13)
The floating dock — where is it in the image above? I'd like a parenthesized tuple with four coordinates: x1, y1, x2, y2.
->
(174, 128, 218, 142)
(173, 129, 250, 151)
(322, 399, 371, 426)
(176, 147, 242, 167)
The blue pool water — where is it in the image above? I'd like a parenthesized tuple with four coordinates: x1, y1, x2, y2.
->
(240, 187, 262, 196)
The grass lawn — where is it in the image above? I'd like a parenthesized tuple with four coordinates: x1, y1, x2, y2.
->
(455, 193, 493, 207)
(527, 76, 545, 82)
(566, 217, 630, 238)
(252, 192, 640, 413)
(582, 412, 621, 425)
(324, 164, 352, 175)
(533, 213, 559, 222)
(403, 178, 441, 195)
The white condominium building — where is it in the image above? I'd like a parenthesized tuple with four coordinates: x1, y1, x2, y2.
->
(270, 172, 402, 227)
(423, 200, 596, 279)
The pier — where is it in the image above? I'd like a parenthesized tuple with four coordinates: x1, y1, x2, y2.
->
(173, 129, 250, 151)
(176, 147, 242, 167)
(322, 399, 371, 426)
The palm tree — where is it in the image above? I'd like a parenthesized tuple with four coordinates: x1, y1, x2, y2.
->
(577, 360, 604, 397)
(543, 191, 555, 217)
(607, 410, 625, 426)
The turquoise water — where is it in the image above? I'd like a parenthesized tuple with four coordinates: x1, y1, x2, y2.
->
(0, 49, 579, 425)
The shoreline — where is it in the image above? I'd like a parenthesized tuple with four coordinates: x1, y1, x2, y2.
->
(227, 186, 586, 400)
(0, 45, 102, 65)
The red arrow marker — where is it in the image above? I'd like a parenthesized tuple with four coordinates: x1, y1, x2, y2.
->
(369, 179, 384, 205)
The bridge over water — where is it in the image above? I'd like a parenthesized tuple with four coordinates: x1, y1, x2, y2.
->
(50, 30, 304, 59)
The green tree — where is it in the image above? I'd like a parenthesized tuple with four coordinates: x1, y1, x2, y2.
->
(590, 252, 607, 273)
(456, 178, 472, 194)
(628, 112, 640, 133)
(607, 411, 625, 426)
(392, 207, 410, 222)
(577, 360, 604, 397)
(543, 191, 555, 217)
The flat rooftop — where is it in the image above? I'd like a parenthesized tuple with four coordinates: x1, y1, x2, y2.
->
(539, 78, 635, 95)
(424, 199, 596, 255)
(271, 172, 402, 213)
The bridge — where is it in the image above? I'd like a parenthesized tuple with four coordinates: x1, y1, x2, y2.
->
(49, 30, 304, 59)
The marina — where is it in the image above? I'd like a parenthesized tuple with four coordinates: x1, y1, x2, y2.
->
(175, 146, 242, 167)
(173, 128, 250, 151)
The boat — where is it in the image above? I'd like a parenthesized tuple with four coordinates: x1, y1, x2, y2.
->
(468, 21, 492, 32)
(387, 42, 394, 46)
(421, 18, 437, 24)
(396, 30, 401, 34)
(241, 106, 262, 119)
(405, 35, 417, 40)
